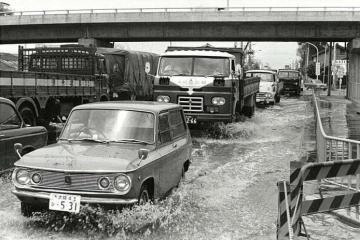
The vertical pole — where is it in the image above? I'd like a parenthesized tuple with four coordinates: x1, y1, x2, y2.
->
(323, 44, 327, 83)
(328, 42, 332, 96)
(306, 45, 309, 82)
(333, 43, 337, 89)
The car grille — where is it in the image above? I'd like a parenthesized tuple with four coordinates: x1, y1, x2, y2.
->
(178, 96, 203, 112)
(29, 170, 118, 193)
(256, 92, 265, 97)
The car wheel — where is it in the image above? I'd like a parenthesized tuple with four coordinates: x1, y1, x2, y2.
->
(21, 202, 35, 217)
(138, 184, 150, 205)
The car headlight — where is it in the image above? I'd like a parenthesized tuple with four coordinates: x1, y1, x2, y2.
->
(31, 172, 42, 184)
(114, 174, 131, 194)
(157, 95, 170, 103)
(14, 169, 31, 185)
(98, 177, 110, 189)
(212, 97, 225, 105)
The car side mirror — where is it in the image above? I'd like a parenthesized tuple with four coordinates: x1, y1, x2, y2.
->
(14, 143, 23, 158)
(137, 149, 150, 166)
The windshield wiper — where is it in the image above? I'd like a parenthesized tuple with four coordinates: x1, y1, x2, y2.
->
(111, 139, 152, 145)
(59, 138, 110, 144)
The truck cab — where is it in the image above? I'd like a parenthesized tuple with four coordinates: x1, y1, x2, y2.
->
(153, 50, 246, 124)
(278, 69, 302, 96)
(246, 70, 282, 105)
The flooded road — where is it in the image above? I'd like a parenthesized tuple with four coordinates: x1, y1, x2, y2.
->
(1, 96, 355, 240)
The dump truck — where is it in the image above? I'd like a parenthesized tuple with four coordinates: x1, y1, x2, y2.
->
(153, 46, 259, 124)
(0, 45, 159, 127)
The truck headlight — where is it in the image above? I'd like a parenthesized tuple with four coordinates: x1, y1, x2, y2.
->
(14, 169, 30, 185)
(212, 97, 225, 105)
(114, 174, 131, 194)
(157, 95, 170, 103)
(265, 93, 273, 98)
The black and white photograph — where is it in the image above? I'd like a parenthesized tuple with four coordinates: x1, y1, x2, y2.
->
(2, 0, 360, 239)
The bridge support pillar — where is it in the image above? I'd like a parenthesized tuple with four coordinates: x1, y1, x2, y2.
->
(78, 38, 113, 48)
(348, 39, 360, 102)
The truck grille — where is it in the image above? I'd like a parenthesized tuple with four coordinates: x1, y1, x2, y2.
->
(29, 170, 118, 193)
(178, 96, 203, 112)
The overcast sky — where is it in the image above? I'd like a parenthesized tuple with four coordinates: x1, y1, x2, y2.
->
(2, 0, 359, 68)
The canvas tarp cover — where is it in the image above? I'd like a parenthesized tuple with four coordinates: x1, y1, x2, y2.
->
(97, 48, 159, 100)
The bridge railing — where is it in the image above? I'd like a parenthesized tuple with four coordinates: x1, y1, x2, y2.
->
(1, 6, 360, 16)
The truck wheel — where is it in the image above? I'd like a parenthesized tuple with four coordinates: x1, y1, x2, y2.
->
(19, 106, 36, 126)
(20, 202, 35, 217)
(275, 94, 281, 103)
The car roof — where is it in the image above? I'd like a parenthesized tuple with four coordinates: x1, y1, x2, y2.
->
(161, 50, 235, 58)
(0, 97, 15, 106)
(72, 101, 181, 113)
(246, 69, 277, 74)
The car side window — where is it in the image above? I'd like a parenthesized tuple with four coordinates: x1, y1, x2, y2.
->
(0, 103, 22, 130)
(169, 110, 186, 139)
(158, 113, 171, 145)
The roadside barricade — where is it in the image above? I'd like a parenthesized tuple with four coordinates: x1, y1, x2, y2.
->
(277, 92, 360, 239)
(277, 159, 360, 240)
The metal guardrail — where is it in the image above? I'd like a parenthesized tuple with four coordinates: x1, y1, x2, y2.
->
(1, 6, 360, 16)
(313, 93, 360, 162)
(312, 92, 360, 225)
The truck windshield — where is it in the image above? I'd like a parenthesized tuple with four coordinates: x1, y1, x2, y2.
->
(246, 72, 274, 82)
(279, 71, 300, 79)
(61, 109, 155, 144)
(158, 57, 230, 76)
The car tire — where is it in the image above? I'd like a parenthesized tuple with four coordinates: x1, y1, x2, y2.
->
(21, 202, 35, 217)
(138, 184, 150, 205)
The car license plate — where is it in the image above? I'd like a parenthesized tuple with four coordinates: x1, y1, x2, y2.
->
(186, 116, 197, 124)
(49, 193, 81, 213)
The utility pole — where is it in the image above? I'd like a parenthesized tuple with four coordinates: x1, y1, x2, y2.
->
(328, 42, 332, 96)
(323, 44, 327, 83)
(333, 43, 337, 88)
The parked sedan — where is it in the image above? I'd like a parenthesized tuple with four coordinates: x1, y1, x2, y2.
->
(12, 101, 192, 216)
(0, 97, 47, 170)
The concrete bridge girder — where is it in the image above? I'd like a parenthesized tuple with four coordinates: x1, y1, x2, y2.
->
(2, 11, 360, 43)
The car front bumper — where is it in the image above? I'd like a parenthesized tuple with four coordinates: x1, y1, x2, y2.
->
(13, 189, 138, 205)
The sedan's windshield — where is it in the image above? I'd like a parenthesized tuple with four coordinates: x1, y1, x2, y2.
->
(61, 109, 155, 144)
(246, 72, 274, 82)
(158, 57, 230, 76)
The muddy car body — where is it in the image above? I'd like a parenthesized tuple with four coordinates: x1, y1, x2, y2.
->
(12, 101, 192, 216)
(0, 97, 47, 170)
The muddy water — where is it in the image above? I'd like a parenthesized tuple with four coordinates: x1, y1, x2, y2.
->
(0, 97, 312, 239)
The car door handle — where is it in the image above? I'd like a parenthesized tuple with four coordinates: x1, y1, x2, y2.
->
(0, 134, 5, 138)
(172, 143, 177, 148)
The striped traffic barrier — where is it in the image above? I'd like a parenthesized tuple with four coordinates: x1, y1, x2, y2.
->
(277, 159, 360, 239)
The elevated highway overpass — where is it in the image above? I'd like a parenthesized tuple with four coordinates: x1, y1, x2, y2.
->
(1, 7, 360, 43)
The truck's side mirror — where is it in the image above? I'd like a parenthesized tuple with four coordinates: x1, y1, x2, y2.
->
(145, 62, 155, 78)
(235, 64, 242, 77)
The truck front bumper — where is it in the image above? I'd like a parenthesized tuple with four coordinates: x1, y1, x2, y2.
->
(185, 113, 232, 123)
